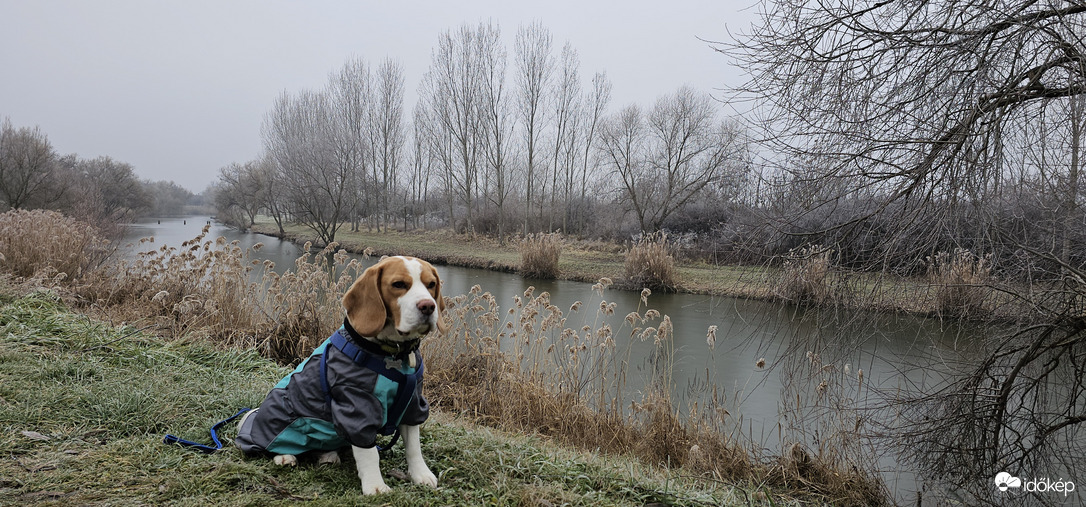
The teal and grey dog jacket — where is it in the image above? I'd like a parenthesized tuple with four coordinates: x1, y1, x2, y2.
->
(235, 319, 428, 455)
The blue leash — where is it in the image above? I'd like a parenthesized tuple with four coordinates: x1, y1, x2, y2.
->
(163, 408, 251, 454)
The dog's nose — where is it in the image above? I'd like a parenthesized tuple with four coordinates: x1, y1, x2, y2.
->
(417, 299, 435, 316)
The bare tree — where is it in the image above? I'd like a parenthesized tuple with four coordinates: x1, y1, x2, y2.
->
(599, 104, 645, 232)
(253, 153, 287, 235)
(258, 58, 375, 243)
(408, 106, 435, 230)
(515, 21, 554, 234)
(327, 58, 372, 232)
(143, 180, 194, 217)
(477, 25, 516, 244)
(1057, 95, 1084, 268)
(416, 93, 459, 227)
(549, 42, 582, 232)
(601, 87, 745, 234)
(263, 90, 355, 245)
(420, 22, 501, 233)
(571, 71, 612, 234)
(216, 160, 265, 228)
(75, 156, 150, 221)
(726, 1, 1086, 503)
(0, 118, 60, 210)
(729, 0, 1086, 232)
(370, 58, 406, 232)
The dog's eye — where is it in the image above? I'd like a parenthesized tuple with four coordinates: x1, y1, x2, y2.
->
(427, 281, 436, 289)
(392, 281, 408, 290)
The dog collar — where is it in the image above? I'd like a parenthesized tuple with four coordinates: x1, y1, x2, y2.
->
(341, 317, 421, 360)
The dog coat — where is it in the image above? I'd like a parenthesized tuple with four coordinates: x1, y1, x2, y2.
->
(235, 321, 428, 455)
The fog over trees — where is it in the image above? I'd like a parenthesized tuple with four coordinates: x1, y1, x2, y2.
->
(0, 117, 197, 230)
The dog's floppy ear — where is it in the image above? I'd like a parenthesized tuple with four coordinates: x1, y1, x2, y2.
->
(431, 265, 448, 334)
(343, 262, 387, 337)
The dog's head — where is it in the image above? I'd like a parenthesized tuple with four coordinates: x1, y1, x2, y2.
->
(342, 255, 447, 341)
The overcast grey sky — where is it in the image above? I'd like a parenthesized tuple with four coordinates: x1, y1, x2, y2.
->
(0, 0, 757, 192)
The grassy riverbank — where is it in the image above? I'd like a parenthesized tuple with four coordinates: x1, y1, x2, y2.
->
(0, 289, 772, 506)
(250, 219, 985, 317)
(251, 220, 768, 296)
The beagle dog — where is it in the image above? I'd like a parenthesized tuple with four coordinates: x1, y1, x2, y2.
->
(236, 255, 446, 495)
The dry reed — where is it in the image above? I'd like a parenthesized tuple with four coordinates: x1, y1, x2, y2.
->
(75, 226, 368, 363)
(518, 232, 562, 279)
(424, 278, 885, 505)
(0, 209, 113, 283)
(776, 245, 834, 304)
(774, 346, 885, 505)
(927, 248, 991, 318)
(623, 233, 677, 292)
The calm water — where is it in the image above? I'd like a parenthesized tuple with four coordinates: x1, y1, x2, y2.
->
(123, 216, 985, 501)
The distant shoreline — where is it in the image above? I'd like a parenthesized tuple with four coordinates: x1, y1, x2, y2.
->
(243, 218, 1006, 321)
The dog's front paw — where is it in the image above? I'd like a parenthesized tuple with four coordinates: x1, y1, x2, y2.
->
(273, 454, 298, 467)
(410, 466, 438, 489)
(361, 477, 392, 495)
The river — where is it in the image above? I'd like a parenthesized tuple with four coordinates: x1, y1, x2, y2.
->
(123, 216, 986, 502)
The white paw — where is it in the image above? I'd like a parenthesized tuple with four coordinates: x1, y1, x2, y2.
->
(317, 450, 341, 465)
(361, 478, 392, 495)
(410, 466, 438, 488)
(273, 454, 297, 467)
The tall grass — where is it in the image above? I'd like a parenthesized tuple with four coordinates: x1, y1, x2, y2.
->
(76, 225, 367, 363)
(776, 245, 836, 304)
(774, 341, 884, 504)
(0, 209, 113, 283)
(0, 211, 361, 363)
(927, 248, 991, 318)
(519, 232, 562, 279)
(425, 278, 884, 505)
(623, 233, 677, 292)
(426, 281, 718, 465)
